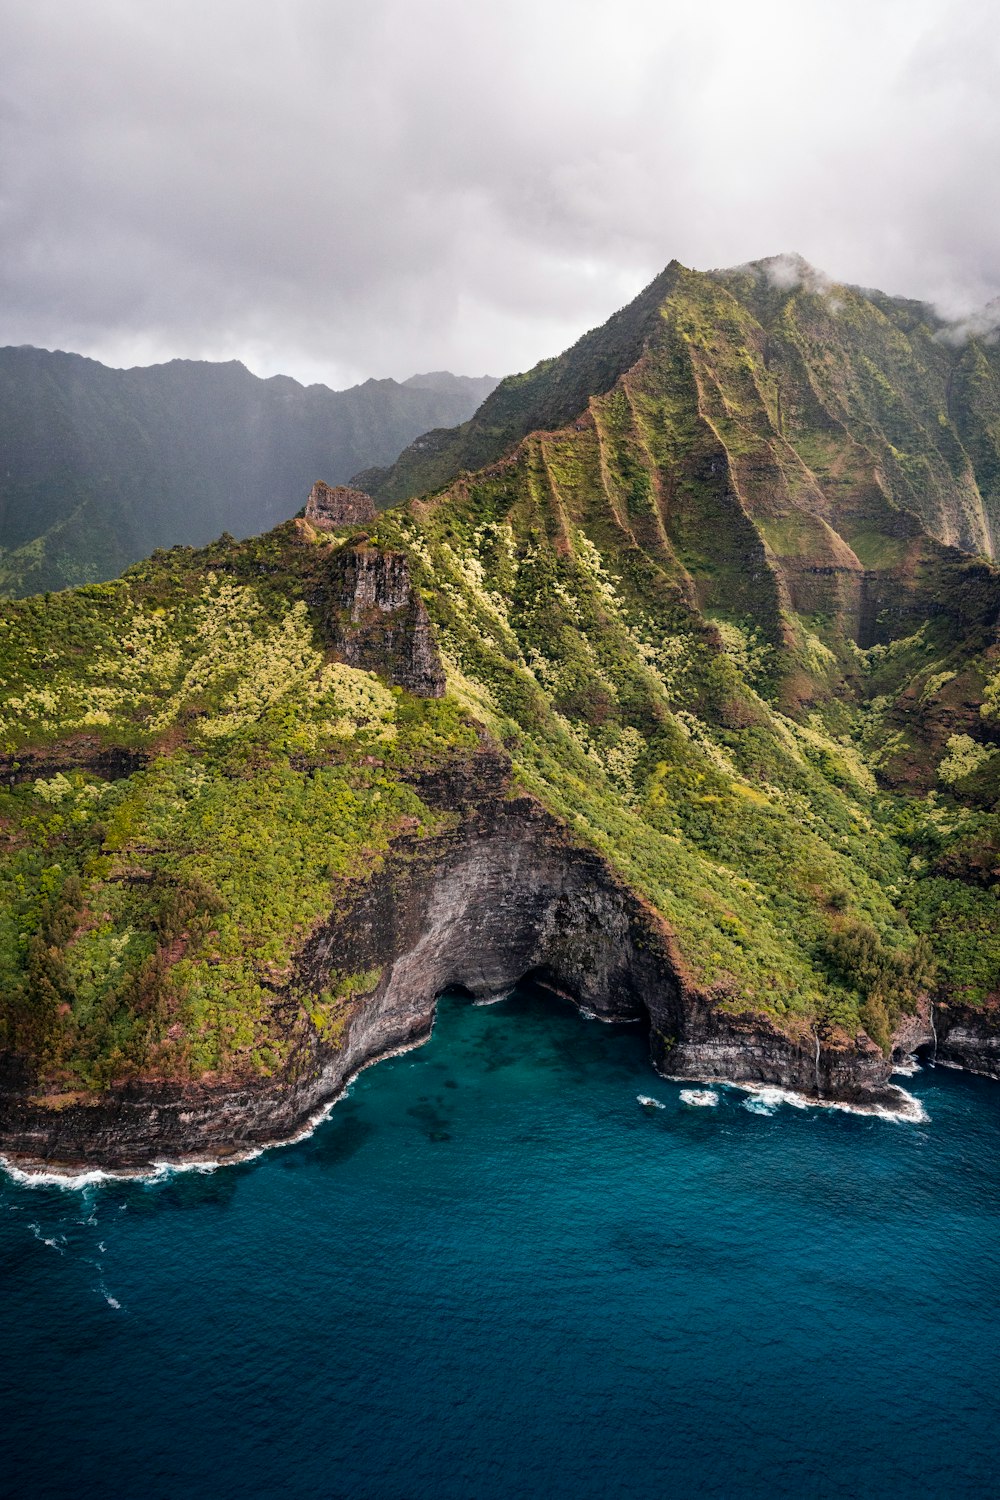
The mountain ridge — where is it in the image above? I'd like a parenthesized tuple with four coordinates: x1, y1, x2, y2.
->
(2, 343, 498, 399)
(0, 254, 997, 1170)
(359, 255, 1000, 565)
(0, 347, 499, 597)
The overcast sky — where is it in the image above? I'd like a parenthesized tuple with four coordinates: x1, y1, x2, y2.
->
(1, 0, 997, 389)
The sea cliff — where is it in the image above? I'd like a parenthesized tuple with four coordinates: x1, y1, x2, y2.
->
(2, 256, 998, 1169)
(1, 750, 965, 1174)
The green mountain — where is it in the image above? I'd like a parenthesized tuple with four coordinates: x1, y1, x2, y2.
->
(1, 257, 998, 1171)
(0, 348, 498, 596)
(361, 254, 1000, 561)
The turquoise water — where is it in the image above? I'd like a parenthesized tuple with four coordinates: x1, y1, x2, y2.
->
(2, 987, 998, 1499)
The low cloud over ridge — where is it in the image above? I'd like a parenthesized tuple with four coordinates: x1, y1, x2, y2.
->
(1, 0, 997, 387)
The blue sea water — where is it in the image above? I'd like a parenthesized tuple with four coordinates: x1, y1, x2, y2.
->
(2, 987, 998, 1500)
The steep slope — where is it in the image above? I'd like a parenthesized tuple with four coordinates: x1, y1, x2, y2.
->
(1, 258, 998, 1171)
(354, 264, 679, 504)
(361, 256, 1000, 566)
(0, 349, 498, 596)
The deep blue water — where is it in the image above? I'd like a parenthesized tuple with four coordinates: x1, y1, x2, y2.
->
(2, 988, 999, 1500)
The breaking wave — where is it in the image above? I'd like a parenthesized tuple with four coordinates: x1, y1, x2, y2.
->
(737, 1082, 929, 1124)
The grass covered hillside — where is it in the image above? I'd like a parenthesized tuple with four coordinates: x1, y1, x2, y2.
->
(1, 257, 998, 1098)
(364, 255, 1000, 563)
(0, 534, 482, 1084)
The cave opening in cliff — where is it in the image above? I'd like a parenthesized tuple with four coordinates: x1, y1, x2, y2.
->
(437, 969, 649, 1033)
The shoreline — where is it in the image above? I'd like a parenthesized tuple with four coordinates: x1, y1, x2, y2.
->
(661, 1072, 931, 1124)
(1, 1037, 942, 1189)
(0, 1031, 437, 1189)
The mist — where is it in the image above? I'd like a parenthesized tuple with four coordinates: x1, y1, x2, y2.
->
(1, 0, 997, 386)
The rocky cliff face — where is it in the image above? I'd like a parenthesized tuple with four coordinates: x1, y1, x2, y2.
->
(309, 539, 446, 696)
(305, 481, 376, 528)
(0, 752, 920, 1174)
(933, 999, 1000, 1079)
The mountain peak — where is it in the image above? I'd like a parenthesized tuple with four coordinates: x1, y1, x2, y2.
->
(715, 251, 834, 295)
(357, 262, 681, 504)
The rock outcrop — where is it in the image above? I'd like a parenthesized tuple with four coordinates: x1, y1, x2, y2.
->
(0, 753, 916, 1174)
(315, 541, 445, 697)
(305, 481, 376, 529)
(933, 999, 1000, 1079)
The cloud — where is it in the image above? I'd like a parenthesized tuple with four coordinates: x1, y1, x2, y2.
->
(0, 0, 997, 386)
(757, 255, 829, 296)
(935, 300, 1000, 347)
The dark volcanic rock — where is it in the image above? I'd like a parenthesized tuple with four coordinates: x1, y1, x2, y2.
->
(891, 1002, 935, 1063)
(315, 542, 445, 697)
(0, 753, 915, 1174)
(1, 742, 147, 788)
(934, 998, 1000, 1079)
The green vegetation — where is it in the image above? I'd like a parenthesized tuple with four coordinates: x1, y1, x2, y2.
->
(0, 548, 476, 1084)
(1, 257, 998, 1094)
(372, 462, 950, 1047)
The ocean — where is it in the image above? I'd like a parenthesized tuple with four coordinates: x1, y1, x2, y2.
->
(2, 987, 998, 1499)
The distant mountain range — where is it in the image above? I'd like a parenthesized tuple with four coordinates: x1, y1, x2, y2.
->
(0, 349, 498, 595)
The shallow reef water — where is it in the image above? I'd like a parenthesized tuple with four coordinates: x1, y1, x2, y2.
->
(2, 987, 999, 1499)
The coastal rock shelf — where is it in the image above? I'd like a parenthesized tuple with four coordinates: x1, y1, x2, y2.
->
(4, 752, 986, 1174)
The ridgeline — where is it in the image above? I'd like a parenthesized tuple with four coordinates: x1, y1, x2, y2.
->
(1, 256, 998, 1169)
(0, 351, 497, 596)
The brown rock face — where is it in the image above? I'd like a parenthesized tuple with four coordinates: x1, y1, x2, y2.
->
(305, 481, 376, 529)
(313, 542, 446, 697)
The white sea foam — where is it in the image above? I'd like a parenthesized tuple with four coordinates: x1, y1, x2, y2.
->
(0, 1033, 434, 1189)
(74, 1189, 99, 1226)
(737, 1081, 929, 1125)
(637, 1095, 665, 1109)
(679, 1089, 719, 1107)
(740, 1086, 809, 1115)
(892, 1054, 922, 1077)
(579, 1006, 639, 1025)
(4, 1157, 144, 1189)
(94, 1276, 122, 1310)
(0, 1142, 272, 1189)
(27, 1222, 66, 1252)
(662, 1064, 930, 1123)
(741, 1094, 779, 1116)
